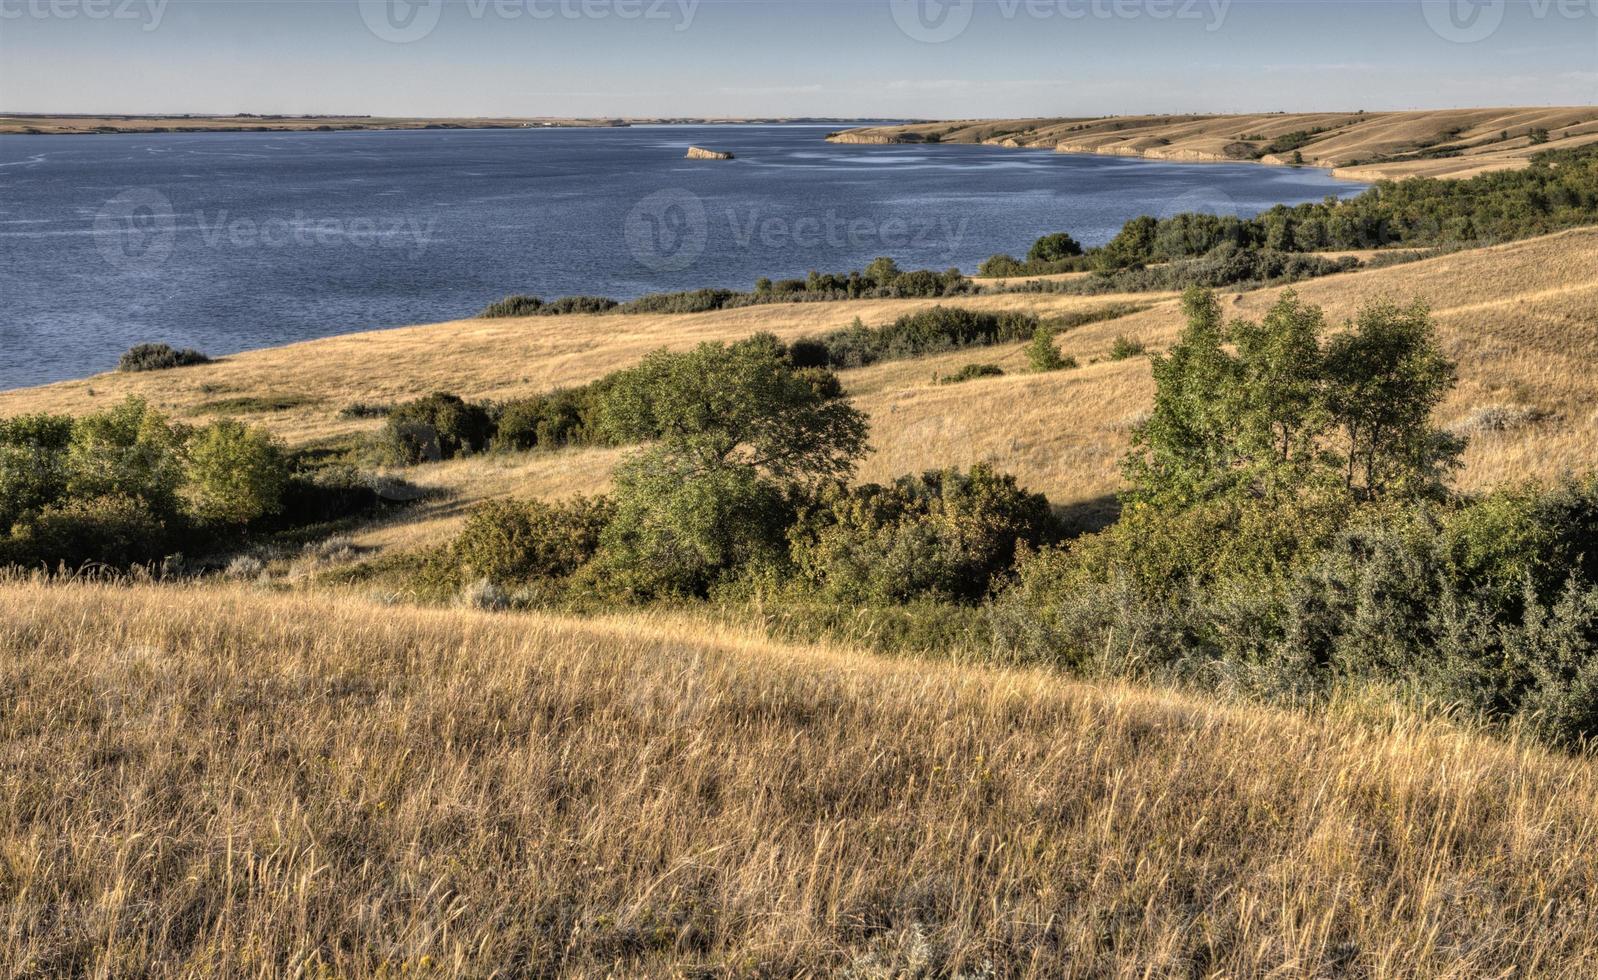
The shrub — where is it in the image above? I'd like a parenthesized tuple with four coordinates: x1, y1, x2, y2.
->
(1025, 325, 1071, 372)
(1028, 232, 1084, 263)
(789, 465, 1057, 604)
(117, 343, 210, 372)
(540, 295, 620, 316)
(1108, 336, 1146, 361)
(492, 388, 602, 452)
(480, 295, 545, 317)
(451, 496, 613, 586)
(6, 494, 169, 569)
(938, 363, 1004, 385)
(618, 288, 736, 314)
(181, 419, 290, 525)
(377, 393, 494, 465)
(795, 307, 1040, 369)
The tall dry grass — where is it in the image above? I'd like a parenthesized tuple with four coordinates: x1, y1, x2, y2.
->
(4, 579, 1598, 977)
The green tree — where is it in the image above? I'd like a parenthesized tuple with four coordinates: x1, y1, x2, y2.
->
(1126, 288, 1462, 508)
(1323, 299, 1463, 501)
(593, 334, 869, 597)
(1124, 288, 1241, 505)
(1027, 232, 1084, 264)
(1024, 324, 1070, 372)
(864, 256, 901, 289)
(182, 419, 290, 525)
(1228, 289, 1330, 495)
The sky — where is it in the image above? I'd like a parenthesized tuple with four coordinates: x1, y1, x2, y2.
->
(2, 0, 1595, 118)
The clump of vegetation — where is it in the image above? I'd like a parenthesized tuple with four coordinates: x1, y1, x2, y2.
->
(0, 398, 300, 568)
(376, 393, 494, 465)
(480, 258, 974, 320)
(117, 343, 210, 372)
(937, 363, 1004, 384)
(1108, 336, 1146, 361)
(788, 465, 1057, 604)
(790, 307, 1040, 369)
(1025, 324, 1074, 372)
(982, 143, 1598, 294)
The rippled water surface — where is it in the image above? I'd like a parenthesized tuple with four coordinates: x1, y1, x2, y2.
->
(0, 124, 1362, 388)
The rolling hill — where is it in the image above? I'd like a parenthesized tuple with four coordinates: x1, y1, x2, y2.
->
(828, 108, 1598, 180)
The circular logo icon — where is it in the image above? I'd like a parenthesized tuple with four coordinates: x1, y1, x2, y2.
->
(1420, 0, 1505, 43)
(358, 0, 443, 43)
(624, 188, 708, 272)
(889, 0, 975, 43)
(93, 187, 176, 274)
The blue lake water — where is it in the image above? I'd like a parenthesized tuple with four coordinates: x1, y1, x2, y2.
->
(0, 124, 1363, 389)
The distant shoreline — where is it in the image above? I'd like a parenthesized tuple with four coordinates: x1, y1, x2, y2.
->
(0, 114, 911, 136)
(826, 107, 1598, 182)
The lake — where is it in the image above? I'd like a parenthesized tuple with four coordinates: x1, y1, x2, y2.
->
(0, 124, 1363, 389)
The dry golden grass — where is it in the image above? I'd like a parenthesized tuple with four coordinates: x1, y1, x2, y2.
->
(0, 291, 1158, 448)
(831, 108, 1598, 180)
(5, 577, 1598, 977)
(5, 229, 1597, 554)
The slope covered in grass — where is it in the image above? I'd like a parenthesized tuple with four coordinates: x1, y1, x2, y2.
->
(4, 579, 1598, 977)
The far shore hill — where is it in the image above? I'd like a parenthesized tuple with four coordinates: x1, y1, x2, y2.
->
(0, 114, 906, 136)
(827, 107, 1598, 181)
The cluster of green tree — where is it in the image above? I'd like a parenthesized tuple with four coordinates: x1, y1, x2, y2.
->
(418, 335, 1055, 611)
(1003, 244, 1359, 295)
(983, 143, 1598, 287)
(0, 398, 382, 569)
(421, 287, 1598, 749)
(374, 305, 1091, 463)
(481, 257, 973, 320)
(993, 288, 1598, 748)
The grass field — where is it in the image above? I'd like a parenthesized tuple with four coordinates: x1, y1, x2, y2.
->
(829, 108, 1598, 180)
(6, 228, 1593, 553)
(5, 578, 1598, 977)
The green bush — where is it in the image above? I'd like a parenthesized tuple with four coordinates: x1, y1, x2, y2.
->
(377, 393, 494, 465)
(1028, 232, 1084, 263)
(789, 464, 1057, 604)
(6, 494, 170, 569)
(938, 363, 1005, 385)
(451, 496, 613, 586)
(181, 419, 290, 525)
(794, 307, 1039, 369)
(1108, 336, 1146, 361)
(1025, 325, 1072, 372)
(492, 388, 603, 452)
(117, 343, 211, 372)
(480, 295, 545, 317)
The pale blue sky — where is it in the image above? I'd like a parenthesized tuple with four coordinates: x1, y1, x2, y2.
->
(2, 0, 1595, 117)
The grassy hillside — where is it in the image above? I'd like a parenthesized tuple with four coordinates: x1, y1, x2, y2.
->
(5, 578, 1598, 977)
(6, 228, 1594, 553)
(829, 108, 1598, 180)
